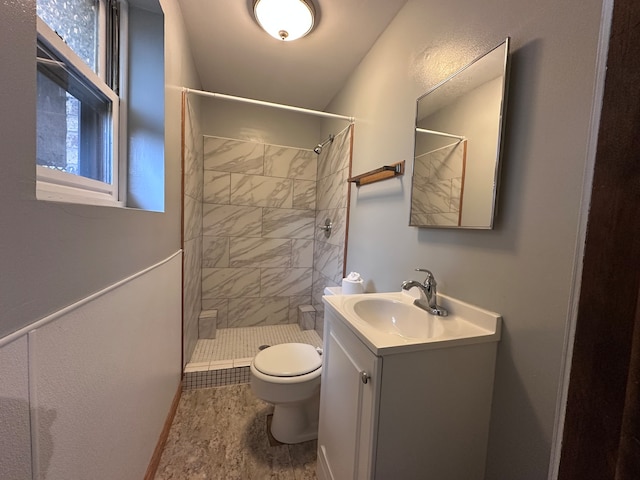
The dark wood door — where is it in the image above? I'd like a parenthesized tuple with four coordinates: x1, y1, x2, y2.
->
(558, 0, 640, 478)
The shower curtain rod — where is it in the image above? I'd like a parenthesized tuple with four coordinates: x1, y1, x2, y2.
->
(415, 127, 465, 141)
(184, 88, 355, 123)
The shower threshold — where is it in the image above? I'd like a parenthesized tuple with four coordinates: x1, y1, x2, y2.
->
(183, 324, 322, 390)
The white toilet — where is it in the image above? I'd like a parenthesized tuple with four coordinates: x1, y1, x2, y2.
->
(250, 342, 322, 444)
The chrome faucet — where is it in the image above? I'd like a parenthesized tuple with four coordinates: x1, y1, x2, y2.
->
(401, 268, 448, 316)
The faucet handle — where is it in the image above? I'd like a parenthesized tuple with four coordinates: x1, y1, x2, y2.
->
(415, 268, 436, 286)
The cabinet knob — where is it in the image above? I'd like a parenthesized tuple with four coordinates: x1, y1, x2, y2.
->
(360, 371, 370, 384)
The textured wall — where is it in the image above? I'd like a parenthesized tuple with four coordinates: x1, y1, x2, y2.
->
(0, 337, 31, 479)
(201, 98, 321, 150)
(0, 0, 198, 475)
(0, 0, 183, 340)
(0, 254, 182, 479)
(327, 0, 607, 478)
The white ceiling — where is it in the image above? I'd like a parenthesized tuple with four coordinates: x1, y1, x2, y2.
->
(177, 0, 408, 111)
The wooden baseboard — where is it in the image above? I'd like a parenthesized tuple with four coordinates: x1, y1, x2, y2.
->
(144, 379, 182, 480)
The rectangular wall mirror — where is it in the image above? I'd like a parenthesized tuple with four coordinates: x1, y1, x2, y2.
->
(410, 38, 510, 229)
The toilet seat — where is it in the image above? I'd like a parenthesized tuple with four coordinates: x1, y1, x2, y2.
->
(253, 343, 321, 377)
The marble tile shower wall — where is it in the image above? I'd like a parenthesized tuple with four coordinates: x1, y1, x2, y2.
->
(183, 96, 204, 363)
(201, 136, 319, 329)
(311, 125, 353, 337)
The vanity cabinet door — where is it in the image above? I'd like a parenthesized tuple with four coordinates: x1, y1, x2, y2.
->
(317, 312, 380, 480)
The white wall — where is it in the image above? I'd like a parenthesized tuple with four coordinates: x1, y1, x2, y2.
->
(0, 0, 183, 340)
(0, 0, 201, 477)
(201, 98, 322, 148)
(328, 0, 606, 478)
(0, 337, 32, 479)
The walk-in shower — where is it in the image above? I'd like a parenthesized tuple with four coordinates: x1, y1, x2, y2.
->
(181, 87, 354, 386)
(313, 134, 334, 155)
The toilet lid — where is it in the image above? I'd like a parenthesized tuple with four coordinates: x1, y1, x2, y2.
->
(253, 343, 322, 377)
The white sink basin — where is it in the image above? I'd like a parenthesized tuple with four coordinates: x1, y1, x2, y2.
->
(323, 291, 501, 355)
(351, 297, 445, 339)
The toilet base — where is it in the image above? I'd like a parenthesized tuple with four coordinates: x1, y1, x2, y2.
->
(270, 395, 320, 444)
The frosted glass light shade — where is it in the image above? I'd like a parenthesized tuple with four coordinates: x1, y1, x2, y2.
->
(254, 0, 315, 41)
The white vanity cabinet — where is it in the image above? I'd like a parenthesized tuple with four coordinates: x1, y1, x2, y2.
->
(317, 303, 499, 480)
(317, 311, 380, 479)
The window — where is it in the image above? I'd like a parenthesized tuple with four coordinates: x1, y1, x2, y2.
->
(36, 0, 122, 206)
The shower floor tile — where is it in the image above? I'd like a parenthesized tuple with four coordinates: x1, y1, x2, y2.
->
(189, 324, 322, 367)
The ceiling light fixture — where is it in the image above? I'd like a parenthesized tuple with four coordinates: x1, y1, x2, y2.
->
(253, 0, 315, 41)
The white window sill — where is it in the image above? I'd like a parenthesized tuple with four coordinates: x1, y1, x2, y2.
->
(36, 165, 123, 208)
(36, 181, 124, 208)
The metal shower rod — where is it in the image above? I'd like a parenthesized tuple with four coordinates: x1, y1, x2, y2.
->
(415, 127, 465, 141)
(184, 88, 355, 123)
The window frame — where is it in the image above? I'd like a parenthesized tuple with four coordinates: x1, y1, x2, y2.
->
(35, 4, 123, 208)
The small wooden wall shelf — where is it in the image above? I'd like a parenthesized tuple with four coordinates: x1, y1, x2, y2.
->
(347, 160, 405, 187)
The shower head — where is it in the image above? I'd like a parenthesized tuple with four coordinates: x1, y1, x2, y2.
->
(313, 134, 334, 155)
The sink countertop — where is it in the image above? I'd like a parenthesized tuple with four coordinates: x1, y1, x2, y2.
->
(322, 291, 501, 356)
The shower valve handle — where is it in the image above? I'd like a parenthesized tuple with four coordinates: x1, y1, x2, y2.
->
(319, 219, 332, 238)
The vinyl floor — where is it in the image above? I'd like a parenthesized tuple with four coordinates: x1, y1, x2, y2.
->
(154, 383, 317, 480)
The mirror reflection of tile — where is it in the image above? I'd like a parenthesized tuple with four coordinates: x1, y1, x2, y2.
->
(411, 140, 466, 227)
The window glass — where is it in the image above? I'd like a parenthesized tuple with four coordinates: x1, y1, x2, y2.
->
(36, 0, 99, 72)
(36, 38, 113, 184)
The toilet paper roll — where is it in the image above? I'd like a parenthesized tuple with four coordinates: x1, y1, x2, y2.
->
(342, 278, 364, 294)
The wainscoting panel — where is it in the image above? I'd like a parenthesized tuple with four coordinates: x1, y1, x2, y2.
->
(0, 336, 31, 479)
(24, 253, 182, 480)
